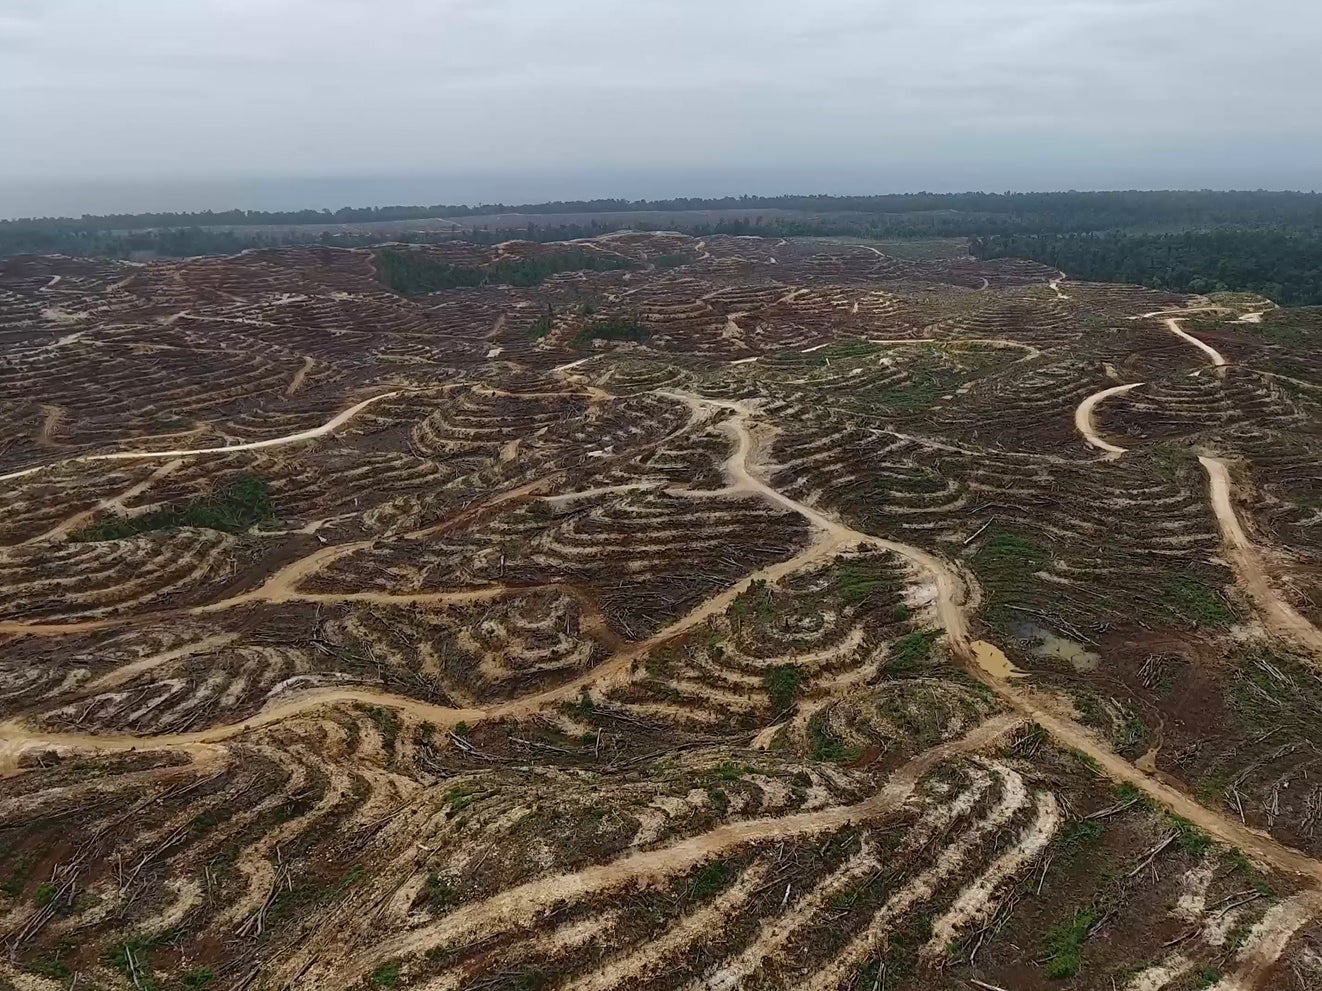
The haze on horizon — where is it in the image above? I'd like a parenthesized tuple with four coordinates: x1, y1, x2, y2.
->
(2, 0, 1320, 219)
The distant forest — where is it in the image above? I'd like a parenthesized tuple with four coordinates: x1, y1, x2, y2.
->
(7, 189, 1322, 236)
(971, 229, 1322, 306)
(3, 189, 1321, 305)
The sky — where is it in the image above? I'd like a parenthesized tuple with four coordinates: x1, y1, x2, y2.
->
(2, 0, 1321, 217)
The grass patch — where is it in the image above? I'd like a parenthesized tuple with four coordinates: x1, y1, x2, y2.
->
(1058, 819, 1105, 851)
(974, 531, 1050, 592)
(182, 967, 217, 989)
(764, 664, 803, 713)
(107, 933, 174, 991)
(835, 561, 896, 604)
(807, 710, 861, 763)
(1226, 848, 1275, 896)
(886, 630, 940, 674)
(1165, 814, 1212, 856)
(71, 475, 273, 541)
(191, 809, 224, 835)
(369, 961, 402, 987)
(710, 761, 750, 782)
(442, 783, 484, 814)
(1042, 908, 1099, 979)
(529, 307, 556, 339)
(688, 861, 730, 899)
(1162, 576, 1235, 628)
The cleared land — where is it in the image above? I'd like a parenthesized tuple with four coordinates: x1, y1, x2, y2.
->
(0, 234, 1320, 991)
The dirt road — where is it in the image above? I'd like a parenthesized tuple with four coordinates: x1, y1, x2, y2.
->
(1074, 382, 1143, 457)
(1166, 317, 1228, 375)
(0, 391, 401, 485)
(1200, 456, 1322, 658)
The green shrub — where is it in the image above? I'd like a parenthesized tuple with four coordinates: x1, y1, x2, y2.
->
(370, 961, 401, 987)
(764, 665, 803, 713)
(1042, 908, 1098, 979)
(573, 315, 650, 348)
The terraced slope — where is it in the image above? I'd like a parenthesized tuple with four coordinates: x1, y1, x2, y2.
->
(1, 236, 1320, 991)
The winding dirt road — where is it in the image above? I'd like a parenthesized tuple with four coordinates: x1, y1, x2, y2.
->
(0, 391, 401, 485)
(1166, 317, 1228, 376)
(1074, 382, 1143, 457)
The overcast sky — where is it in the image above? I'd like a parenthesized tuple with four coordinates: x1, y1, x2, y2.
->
(2, 0, 1321, 215)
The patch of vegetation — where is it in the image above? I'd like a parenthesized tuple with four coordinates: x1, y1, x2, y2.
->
(369, 960, 402, 987)
(974, 531, 1050, 590)
(807, 710, 861, 763)
(377, 250, 485, 292)
(33, 881, 56, 907)
(710, 761, 750, 782)
(886, 630, 940, 674)
(1166, 814, 1212, 856)
(442, 783, 484, 814)
(1058, 819, 1105, 851)
(706, 786, 730, 814)
(182, 967, 217, 989)
(1225, 848, 1275, 896)
(1162, 576, 1236, 628)
(835, 561, 896, 604)
(973, 228, 1322, 306)
(688, 861, 730, 899)
(529, 306, 556, 339)
(573, 314, 650, 348)
(365, 705, 402, 755)
(729, 579, 775, 625)
(422, 873, 459, 912)
(0, 851, 35, 898)
(1196, 967, 1223, 988)
(191, 809, 224, 835)
(24, 941, 75, 980)
(71, 475, 274, 541)
(1042, 908, 1099, 979)
(106, 933, 173, 991)
(764, 664, 803, 713)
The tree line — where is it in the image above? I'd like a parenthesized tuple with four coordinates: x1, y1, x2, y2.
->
(971, 229, 1322, 306)
(6, 189, 1321, 241)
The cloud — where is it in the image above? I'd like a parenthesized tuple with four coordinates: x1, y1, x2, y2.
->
(0, 0, 1319, 199)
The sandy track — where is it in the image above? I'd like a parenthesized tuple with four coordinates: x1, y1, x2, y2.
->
(1074, 382, 1143, 458)
(1165, 317, 1228, 375)
(1200, 456, 1322, 658)
(285, 356, 315, 395)
(0, 391, 401, 485)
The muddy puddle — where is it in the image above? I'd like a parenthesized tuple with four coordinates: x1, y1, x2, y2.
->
(1010, 621, 1101, 672)
(969, 640, 1027, 680)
